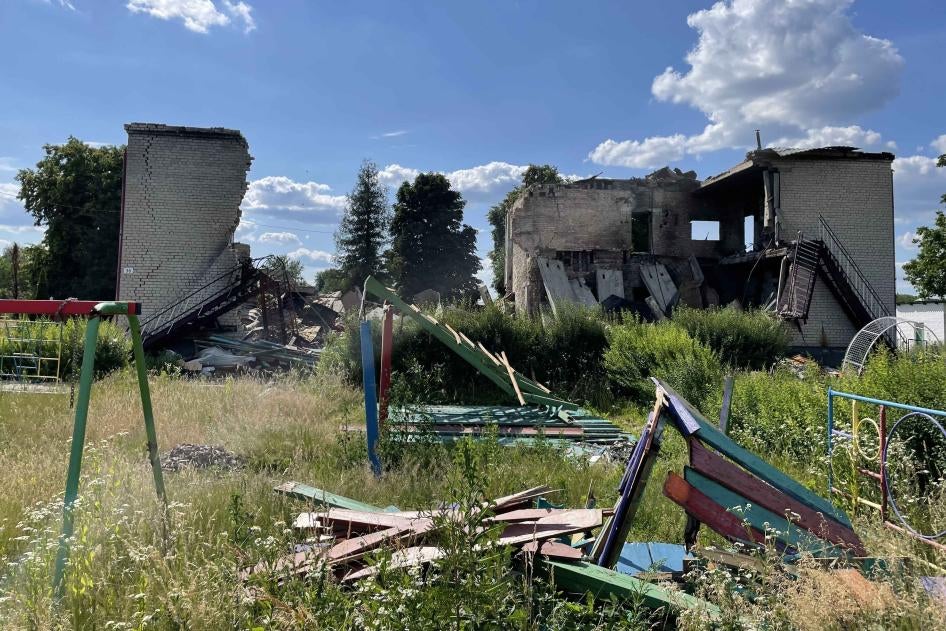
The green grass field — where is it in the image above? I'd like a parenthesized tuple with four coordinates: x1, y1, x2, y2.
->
(0, 372, 943, 629)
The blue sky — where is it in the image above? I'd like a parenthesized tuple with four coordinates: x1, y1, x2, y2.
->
(1, 0, 945, 292)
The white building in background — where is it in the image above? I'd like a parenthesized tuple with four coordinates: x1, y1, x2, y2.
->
(896, 300, 946, 344)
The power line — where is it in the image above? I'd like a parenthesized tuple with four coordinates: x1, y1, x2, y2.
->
(1, 190, 339, 235)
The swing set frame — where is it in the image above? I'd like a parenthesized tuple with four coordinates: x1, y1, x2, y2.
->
(0, 299, 167, 599)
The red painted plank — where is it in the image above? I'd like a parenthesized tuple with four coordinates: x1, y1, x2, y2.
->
(378, 305, 394, 424)
(394, 424, 585, 437)
(521, 540, 584, 561)
(689, 438, 865, 554)
(0, 299, 140, 316)
(662, 472, 768, 547)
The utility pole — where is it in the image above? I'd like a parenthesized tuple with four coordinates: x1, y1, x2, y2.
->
(10, 243, 19, 299)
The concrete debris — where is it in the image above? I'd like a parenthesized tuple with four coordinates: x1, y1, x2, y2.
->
(197, 346, 255, 368)
(161, 443, 245, 472)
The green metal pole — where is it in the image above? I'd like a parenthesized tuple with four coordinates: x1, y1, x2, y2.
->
(128, 315, 167, 502)
(52, 316, 101, 599)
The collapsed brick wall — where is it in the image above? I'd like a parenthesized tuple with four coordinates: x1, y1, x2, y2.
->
(507, 171, 708, 313)
(117, 123, 252, 323)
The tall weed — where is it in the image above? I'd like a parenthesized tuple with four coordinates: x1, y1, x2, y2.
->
(672, 306, 789, 370)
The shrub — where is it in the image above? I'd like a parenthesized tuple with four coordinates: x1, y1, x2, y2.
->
(0, 317, 130, 380)
(672, 305, 790, 370)
(324, 304, 612, 407)
(604, 319, 722, 409)
(717, 365, 827, 462)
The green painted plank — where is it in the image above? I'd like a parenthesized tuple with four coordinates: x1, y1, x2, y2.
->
(546, 560, 720, 620)
(655, 379, 852, 528)
(683, 468, 845, 556)
(364, 277, 558, 402)
(274, 481, 383, 513)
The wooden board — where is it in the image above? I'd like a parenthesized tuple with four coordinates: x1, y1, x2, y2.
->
(662, 472, 767, 548)
(497, 509, 602, 546)
(298, 508, 429, 533)
(341, 546, 445, 582)
(546, 560, 720, 619)
(683, 467, 842, 556)
(656, 379, 853, 528)
(521, 540, 584, 561)
(488, 508, 561, 522)
(274, 481, 382, 512)
(689, 438, 864, 553)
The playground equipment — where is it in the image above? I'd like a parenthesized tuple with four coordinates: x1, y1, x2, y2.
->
(0, 316, 64, 384)
(827, 388, 946, 551)
(842, 316, 940, 375)
(0, 299, 167, 598)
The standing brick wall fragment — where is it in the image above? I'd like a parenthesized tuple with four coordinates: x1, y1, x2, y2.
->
(117, 123, 253, 324)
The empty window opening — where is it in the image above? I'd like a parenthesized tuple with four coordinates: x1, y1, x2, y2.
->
(632, 211, 652, 252)
(556, 250, 595, 273)
(744, 215, 756, 251)
(691, 220, 720, 241)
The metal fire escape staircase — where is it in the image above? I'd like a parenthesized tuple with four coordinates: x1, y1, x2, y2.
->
(777, 216, 891, 329)
(139, 256, 288, 350)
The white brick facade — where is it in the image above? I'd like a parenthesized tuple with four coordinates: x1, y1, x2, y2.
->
(117, 123, 252, 324)
(775, 158, 895, 348)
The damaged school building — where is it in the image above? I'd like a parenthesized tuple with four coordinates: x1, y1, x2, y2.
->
(505, 146, 896, 354)
(109, 121, 895, 361)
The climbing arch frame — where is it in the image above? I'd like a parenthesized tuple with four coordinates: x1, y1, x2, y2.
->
(842, 316, 940, 375)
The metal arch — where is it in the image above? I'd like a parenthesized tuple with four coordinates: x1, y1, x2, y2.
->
(842, 316, 940, 375)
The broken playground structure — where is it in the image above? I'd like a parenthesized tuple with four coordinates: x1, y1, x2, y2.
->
(238, 276, 943, 614)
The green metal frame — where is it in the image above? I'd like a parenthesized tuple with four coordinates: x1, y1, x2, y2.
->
(362, 276, 577, 410)
(51, 302, 167, 599)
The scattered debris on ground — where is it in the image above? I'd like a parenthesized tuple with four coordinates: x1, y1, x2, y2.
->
(161, 443, 245, 472)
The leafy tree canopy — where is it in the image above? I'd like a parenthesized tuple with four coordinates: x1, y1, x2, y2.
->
(0, 243, 48, 299)
(388, 173, 479, 300)
(260, 254, 306, 288)
(16, 138, 124, 300)
(486, 165, 565, 294)
(902, 153, 946, 298)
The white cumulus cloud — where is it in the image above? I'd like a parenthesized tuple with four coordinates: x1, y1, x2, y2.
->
(772, 125, 884, 150)
(590, 0, 903, 167)
(126, 0, 255, 34)
(258, 231, 301, 245)
(931, 134, 946, 155)
(287, 248, 335, 264)
(379, 161, 527, 201)
(243, 176, 347, 219)
(587, 135, 687, 169)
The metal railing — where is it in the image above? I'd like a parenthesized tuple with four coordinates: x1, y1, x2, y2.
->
(818, 215, 891, 321)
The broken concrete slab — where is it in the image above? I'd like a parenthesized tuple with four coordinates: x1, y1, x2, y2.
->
(595, 269, 624, 302)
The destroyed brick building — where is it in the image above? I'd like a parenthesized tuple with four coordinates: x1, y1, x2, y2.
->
(506, 147, 895, 353)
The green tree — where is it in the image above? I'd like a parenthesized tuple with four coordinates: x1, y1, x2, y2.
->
(903, 153, 946, 297)
(314, 268, 349, 293)
(388, 173, 479, 300)
(486, 165, 565, 294)
(260, 254, 305, 288)
(16, 138, 124, 299)
(0, 243, 49, 299)
(331, 160, 389, 289)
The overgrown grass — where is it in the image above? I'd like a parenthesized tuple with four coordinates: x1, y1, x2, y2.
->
(1, 324, 945, 627)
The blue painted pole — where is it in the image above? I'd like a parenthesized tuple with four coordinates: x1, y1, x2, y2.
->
(360, 321, 382, 476)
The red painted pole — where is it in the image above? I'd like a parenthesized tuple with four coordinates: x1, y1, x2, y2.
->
(879, 405, 887, 523)
(378, 302, 394, 425)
